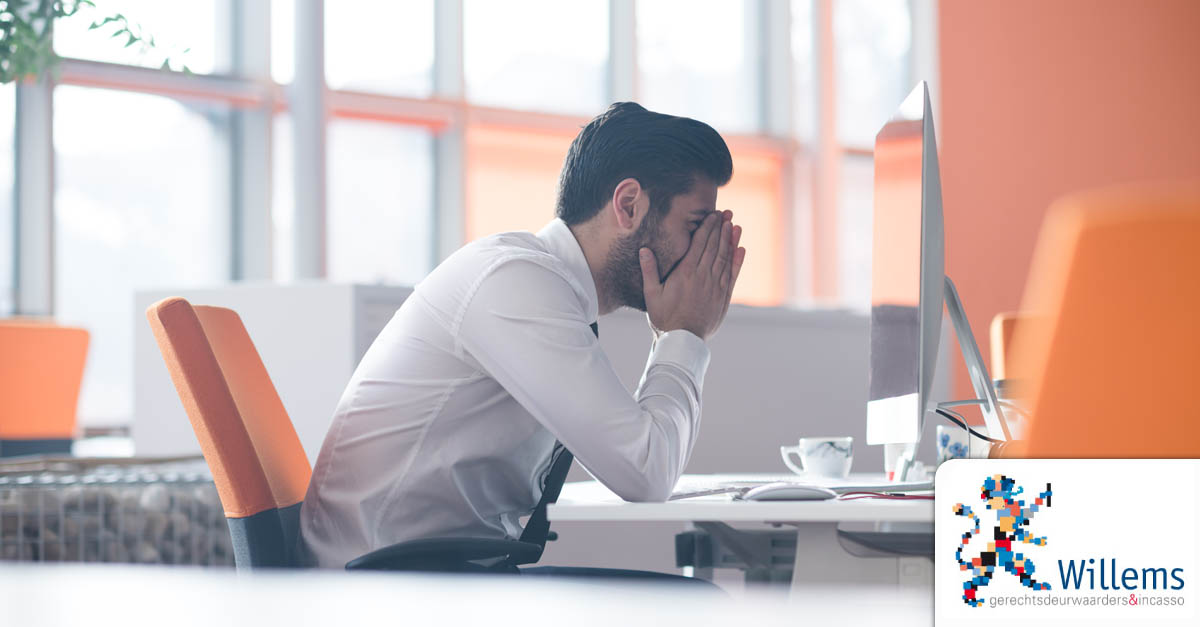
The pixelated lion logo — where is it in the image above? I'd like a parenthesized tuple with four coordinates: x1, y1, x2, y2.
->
(952, 474, 1053, 607)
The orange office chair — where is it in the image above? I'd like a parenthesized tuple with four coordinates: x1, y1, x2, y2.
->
(1002, 183, 1200, 458)
(989, 312, 1023, 381)
(146, 297, 542, 570)
(0, 320, 89, 457)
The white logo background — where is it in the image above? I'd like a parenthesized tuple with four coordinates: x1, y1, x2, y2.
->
(935, 459, 1198, 625)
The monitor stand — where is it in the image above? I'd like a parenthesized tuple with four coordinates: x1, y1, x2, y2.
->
(943, 276, 1012, 442)
(896, 276, 1013, 482)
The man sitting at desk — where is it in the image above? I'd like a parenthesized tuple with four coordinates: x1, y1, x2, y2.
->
(300, 102, 746, 570)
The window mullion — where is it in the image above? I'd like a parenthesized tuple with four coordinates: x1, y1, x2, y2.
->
(232, 0, 273, 281)
(761, 0, 793, 139)
(812, 0, 840, 303)
(432, 0, 465, 265)
(910, 0, 940, 135)
(14, 79, 54, 316)
(608, 0, 636, 103)
(291, 0, 327, 279)
(760, 0, 799, 303)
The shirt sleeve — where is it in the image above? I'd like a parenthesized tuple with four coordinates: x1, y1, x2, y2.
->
(456, 259, 709, 502)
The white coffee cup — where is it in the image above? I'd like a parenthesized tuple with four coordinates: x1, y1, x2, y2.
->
(936, 424, 970, 465)
(780, 436, 853, 478)
(968, 426, 992, 459)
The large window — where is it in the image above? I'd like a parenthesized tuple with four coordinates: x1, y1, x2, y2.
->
(465, 124, 576, 241)
(833, 0, 916, 309)
(464, 0, 608, 115)
(53, 0, 226, 74)
(54, 87, 231, 425)
(271, 0, 295, 84)
(4, 1, 928, 426)
(327, 120, 434, 284)
(835, 0, 913, 149)
(325, 0, 434, 96)
(272, 113, 295, 282)
(838, 154, 876, 305)
(637, 0, 761, 134)
(722, 149, 787, 305)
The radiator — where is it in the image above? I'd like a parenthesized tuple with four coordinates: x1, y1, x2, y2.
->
(0, 457, 234, 566)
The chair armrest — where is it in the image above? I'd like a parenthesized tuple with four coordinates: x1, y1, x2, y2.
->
(345, 537, 543, 572)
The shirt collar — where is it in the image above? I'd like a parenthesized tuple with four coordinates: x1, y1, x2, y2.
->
(537, 218, 599, 323)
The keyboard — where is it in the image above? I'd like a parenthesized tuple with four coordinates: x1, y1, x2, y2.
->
(669, 475, 935, 500)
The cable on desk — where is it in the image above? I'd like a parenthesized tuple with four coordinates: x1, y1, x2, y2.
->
(837, 491, 933, 501)
(938, 398, 1030, 418)
(935, 408, 1002, 443)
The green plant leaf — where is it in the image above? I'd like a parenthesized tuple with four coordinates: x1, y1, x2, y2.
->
(89, 16, 120, 30)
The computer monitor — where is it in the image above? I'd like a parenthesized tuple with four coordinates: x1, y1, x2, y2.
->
(865, 82, 944, 450)
(865, 82, 1013, 478)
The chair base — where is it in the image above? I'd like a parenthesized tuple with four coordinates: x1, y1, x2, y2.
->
(0, 438, 73, 458)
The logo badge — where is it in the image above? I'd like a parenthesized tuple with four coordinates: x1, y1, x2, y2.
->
(953, 474, 1052, 606)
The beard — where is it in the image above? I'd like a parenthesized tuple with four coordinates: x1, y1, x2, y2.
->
(602, 210, 669, 312)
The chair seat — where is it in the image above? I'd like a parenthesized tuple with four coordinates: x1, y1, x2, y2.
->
(345, 537, 543, 572)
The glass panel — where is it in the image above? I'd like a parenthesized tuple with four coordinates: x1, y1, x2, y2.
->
(834, 0, 912, 148)
(55, 86, 231, 425)
(327, 119, 433, 285)
(272, 113, 294, 281)
(54, 0, 225, 74)
(721, 149, 785, 306)
(637, 0, 760, 133)
(0, 83, 13, 315)
(838, 153, 874, 309)
(464, 124, 574, 242)
(464, 0, 608, 115)
(325, 0, 434, 96)
(271, 0, 295, 84)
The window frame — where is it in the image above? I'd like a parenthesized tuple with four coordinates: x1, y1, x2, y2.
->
(7, 0, 936, 424)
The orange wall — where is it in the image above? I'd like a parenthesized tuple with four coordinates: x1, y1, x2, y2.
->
(939, 0, 1200, 400)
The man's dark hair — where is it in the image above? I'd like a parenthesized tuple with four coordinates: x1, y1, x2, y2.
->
(555, 102, 733, 225)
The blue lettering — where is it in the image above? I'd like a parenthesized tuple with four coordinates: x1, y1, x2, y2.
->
(1057, 560, 1184, 591)
(1142, 567, 1167, 589)
(1058, 560, 1088, 589)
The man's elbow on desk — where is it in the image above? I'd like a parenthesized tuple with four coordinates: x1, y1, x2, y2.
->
(610, 477, 674, 503)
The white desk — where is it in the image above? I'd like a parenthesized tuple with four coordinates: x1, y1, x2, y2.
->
(0, 563, 932, 626)
(549, 473, 934, 594)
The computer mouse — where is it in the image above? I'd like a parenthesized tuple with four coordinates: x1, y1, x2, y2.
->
(741, 482, 837, 502)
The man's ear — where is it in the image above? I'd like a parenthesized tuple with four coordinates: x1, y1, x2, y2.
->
(610, 178, 645, 232)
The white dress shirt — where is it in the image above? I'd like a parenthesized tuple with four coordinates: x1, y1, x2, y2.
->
(299, 218, 710, 568)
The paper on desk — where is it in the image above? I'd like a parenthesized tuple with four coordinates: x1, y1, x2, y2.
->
(669, 474, 934, 500)
(823, 479, 934, 494)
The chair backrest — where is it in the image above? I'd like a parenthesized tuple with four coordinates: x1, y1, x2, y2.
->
(0, 320, 89, 456)
(988, 312, 1023, 381)
(1005, 183, 1200, 457)
(146, 297, 311, 568)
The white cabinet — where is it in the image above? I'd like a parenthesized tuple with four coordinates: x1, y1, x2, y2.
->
(134, 283, 411, 462)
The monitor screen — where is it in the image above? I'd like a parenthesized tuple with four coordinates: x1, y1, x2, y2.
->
(866, 85, 931, 445)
